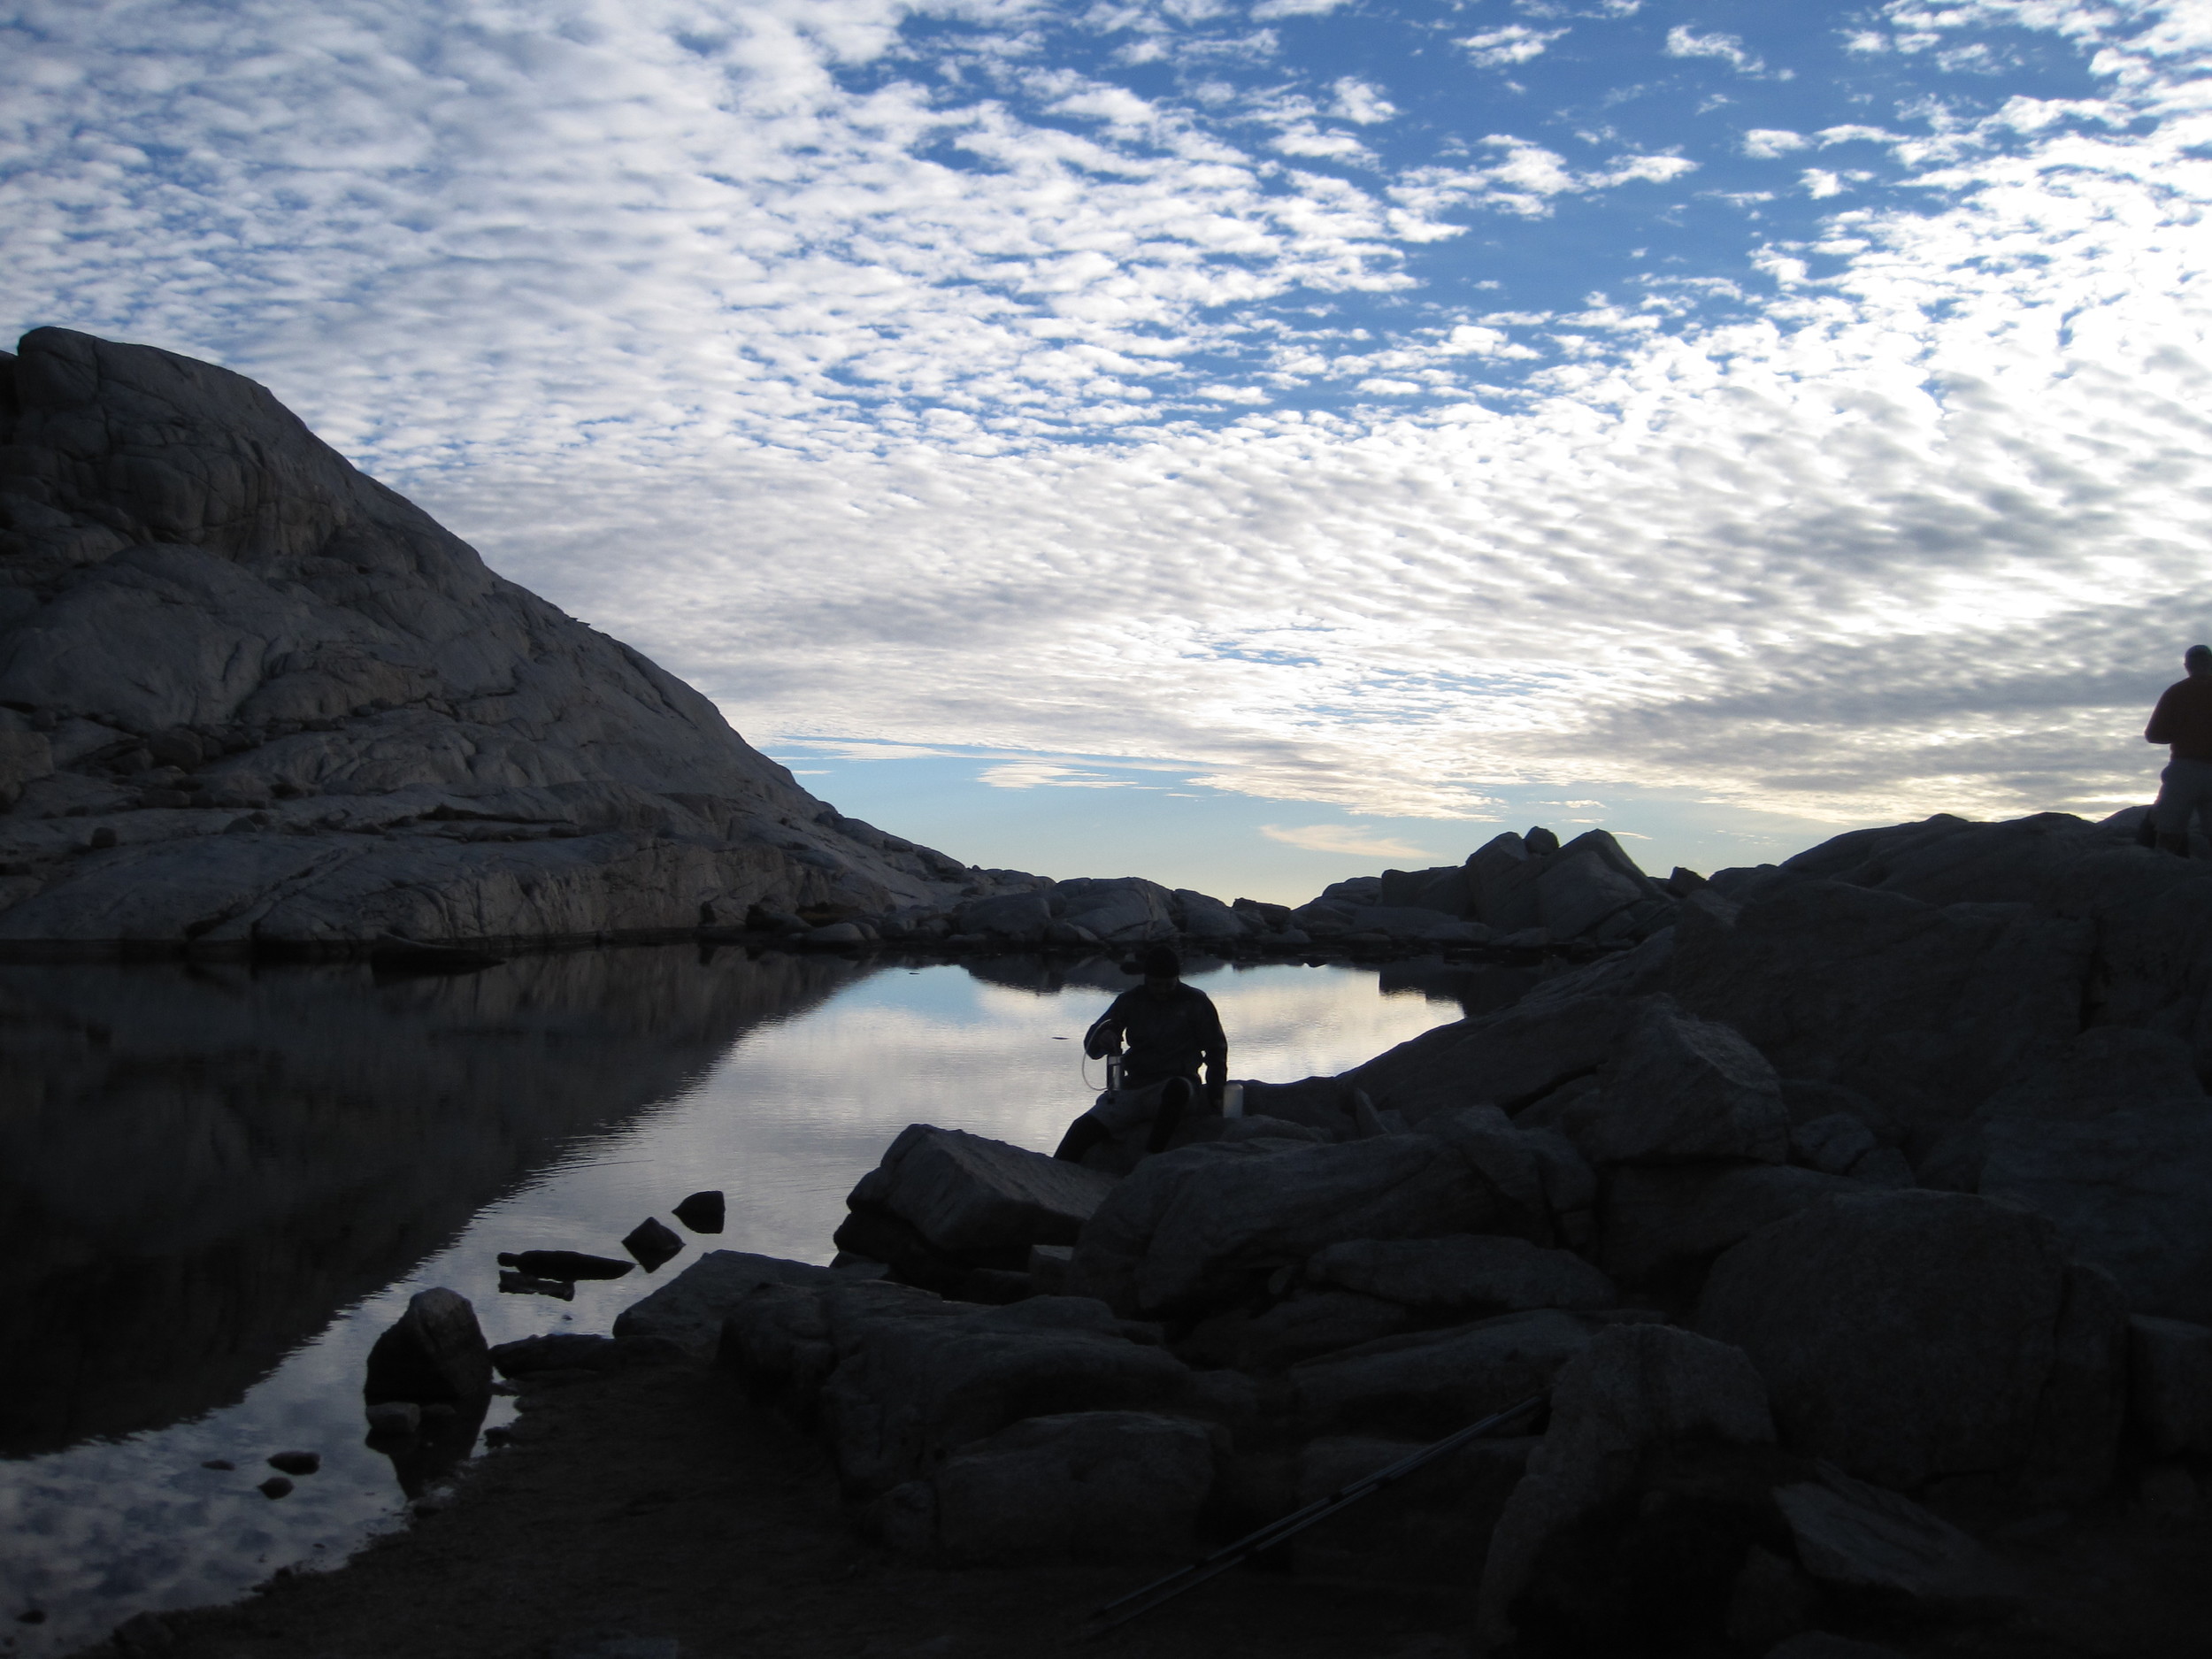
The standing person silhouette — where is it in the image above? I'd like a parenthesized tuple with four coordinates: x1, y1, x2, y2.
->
(1053, 944, 1227, 1164)
(2146, 643, 2212, 856)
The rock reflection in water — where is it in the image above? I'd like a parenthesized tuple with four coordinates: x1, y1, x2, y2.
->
(375, 1398, 491, 1502)
(0, 947, 875, 1459)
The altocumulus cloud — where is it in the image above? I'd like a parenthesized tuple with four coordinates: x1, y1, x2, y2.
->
(4, 0, 2211, 837)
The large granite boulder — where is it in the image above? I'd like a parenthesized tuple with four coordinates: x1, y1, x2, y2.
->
(1048, 876, 1176, 942)
(1066, 1106, 1591, 1317)
(1537, 1001, 1789, 1166)
(1694, 1191, 2126, 1496)
(815, 1291, 1192, 1497)
(362, 1287, 491, 1404)
(1918, 1025, 2205, 1193)
(0, 328, 976, 951)
(1671, 878, 2093, 1155)
(1325, 994, 1646, 1129)
(1473, 1322, 1778, 1656)
(1976, 1101, 2212, 1325)
(1777, 810, 2212, 1077)
(1171, 888, 1250, 941)
(846, 1125, 1117, 1256)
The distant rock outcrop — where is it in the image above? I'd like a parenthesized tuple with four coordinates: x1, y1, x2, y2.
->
(1286, 825, 1691, 950)
(0, 327, 979, 953)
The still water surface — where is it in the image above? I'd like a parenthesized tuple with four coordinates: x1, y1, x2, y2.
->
(0, 947, 1468, 1655)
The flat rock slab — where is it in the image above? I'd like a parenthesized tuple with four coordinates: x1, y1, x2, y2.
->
(850, 1124, 1117, 1256)
(612, 1250, 842, 1358)
(1776, 1464, 2017, 1610)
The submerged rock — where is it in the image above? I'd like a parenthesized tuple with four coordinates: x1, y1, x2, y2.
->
(672, 1190, 725, 1233)
(495, 1249, 634, 1281)
(621, 1217, 684, 1272)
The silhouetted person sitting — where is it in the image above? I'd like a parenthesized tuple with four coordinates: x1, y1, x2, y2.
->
(2146, 643, 2212, 856)
(1054, 943, 1227, 1164)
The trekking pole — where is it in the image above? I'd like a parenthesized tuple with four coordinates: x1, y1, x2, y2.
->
(1083, 1393, 1547, 1638)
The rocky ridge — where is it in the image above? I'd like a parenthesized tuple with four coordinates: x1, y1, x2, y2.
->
(510, 804, 2212, 1659)
(0, 328, 1025, 955)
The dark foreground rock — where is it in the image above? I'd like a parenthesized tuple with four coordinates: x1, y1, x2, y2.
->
(1694, 1190, 2126, 1498)
(363, 1288, 491, 1404)
(687, 805, 2212, 1648)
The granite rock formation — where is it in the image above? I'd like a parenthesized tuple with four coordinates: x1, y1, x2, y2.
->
(611, 803, 2212, 1655)
(0, 328, 978, 953)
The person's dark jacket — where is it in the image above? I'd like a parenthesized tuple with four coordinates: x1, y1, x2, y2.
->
(2147, 674, 2212, 761)
(1084, 983, 1227, 1094)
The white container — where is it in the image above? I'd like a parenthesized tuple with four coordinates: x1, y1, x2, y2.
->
(1222, 1081, 1245, 1118)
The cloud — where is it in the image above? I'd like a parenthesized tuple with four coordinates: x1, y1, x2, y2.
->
(1743, 127, 1809, 157)
(979, 762, 1142, 789)
(1330, 77, 1397, 125)
(1390, 138, 1694, 219)
(4, 0, 2207, 851)
(1459, 26, 1569, 68)
(1665, 26, 1767, 75)
(1262, 825, 1440, 859)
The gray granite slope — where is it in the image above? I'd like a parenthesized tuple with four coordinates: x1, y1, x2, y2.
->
(0, 327, 973, 951)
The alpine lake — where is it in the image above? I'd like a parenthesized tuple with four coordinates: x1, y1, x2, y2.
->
(0, 944, 1503, 1655)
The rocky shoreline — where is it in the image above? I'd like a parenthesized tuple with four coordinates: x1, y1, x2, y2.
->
(196, 802, 2212, 1659)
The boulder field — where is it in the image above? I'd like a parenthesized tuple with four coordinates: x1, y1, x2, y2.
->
(556, 807, 2212, 1657)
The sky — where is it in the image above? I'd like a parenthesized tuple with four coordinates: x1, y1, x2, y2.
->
(6, 0, 2212, 902)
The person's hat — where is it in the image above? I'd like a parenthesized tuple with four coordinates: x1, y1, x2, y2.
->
(2187, 643, 2211, 664)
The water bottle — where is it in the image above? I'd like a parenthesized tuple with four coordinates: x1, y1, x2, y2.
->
(1222, 1081, 1244, 1118)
